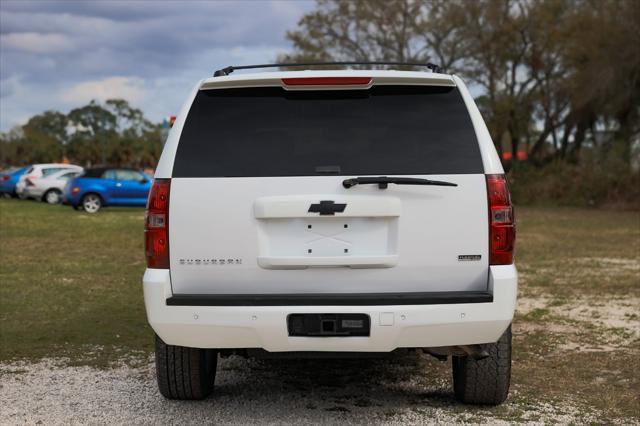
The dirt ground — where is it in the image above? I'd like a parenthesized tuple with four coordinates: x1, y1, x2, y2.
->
(1, 203, 639, 424)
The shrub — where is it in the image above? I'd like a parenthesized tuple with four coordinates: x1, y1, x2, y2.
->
(509, 148, 640, 210)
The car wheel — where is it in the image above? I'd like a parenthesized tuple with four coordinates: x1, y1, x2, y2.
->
(81, 193, 102, 213)
(452, 325, 511, 405)
(155, 334, 217, 400)
(43, 189, 62, 204)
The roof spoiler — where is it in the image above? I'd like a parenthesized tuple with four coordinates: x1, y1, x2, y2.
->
(213, 62, 443, 77)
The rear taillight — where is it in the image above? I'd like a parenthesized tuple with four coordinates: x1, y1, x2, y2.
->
(2, 175, 10, 181)
(487, 174, 515, 265)
(145, 179, 170, 269)
(26, 177, 36, 187)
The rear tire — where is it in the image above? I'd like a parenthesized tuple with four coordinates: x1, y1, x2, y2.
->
(154, 334, 217, 400)
(43, 189, 62, 204)
(452, 325, 511, 405)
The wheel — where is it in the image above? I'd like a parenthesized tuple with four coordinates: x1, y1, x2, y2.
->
(81, 193, 102, 213)
(452, 325, 511, 405)
(43, 189, 62, 204)
(154, 334, 217, 400)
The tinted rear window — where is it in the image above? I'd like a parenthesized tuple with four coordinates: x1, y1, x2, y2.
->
(173, 85, 482, 177)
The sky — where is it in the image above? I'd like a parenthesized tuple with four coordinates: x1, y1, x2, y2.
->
(0, 0, 314, 131)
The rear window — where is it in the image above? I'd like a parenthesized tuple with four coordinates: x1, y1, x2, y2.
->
(59, 172, 79, 180)
(173, 85, 483, 177)
(42, 167, 64, 177)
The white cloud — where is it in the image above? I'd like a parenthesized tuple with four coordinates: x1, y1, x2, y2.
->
(61, 76, 147, 104)
(0, 32, 72, 53)
(0, 1, 315, 130)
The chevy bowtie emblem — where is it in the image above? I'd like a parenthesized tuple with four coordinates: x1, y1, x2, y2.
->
(308, 200, 347, 216)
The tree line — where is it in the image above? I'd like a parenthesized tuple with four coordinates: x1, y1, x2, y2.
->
(280, 0, 639, 170)
(1, 0, 637, 188)
(0, 99, 162, 168)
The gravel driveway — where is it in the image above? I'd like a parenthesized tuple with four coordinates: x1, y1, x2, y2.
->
(1, 353, 599, 425)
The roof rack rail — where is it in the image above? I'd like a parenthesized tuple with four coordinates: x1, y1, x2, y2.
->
(213, 61, 443, 77)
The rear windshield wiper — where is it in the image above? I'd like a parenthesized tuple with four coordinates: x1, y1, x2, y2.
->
(343, 176, 458, 189)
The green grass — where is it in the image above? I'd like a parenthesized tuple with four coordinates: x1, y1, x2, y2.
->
(0, 199, 150, 366)
(1, 199, 639, 419)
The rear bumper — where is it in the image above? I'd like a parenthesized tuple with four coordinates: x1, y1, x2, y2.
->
(143, 265, 517, 352)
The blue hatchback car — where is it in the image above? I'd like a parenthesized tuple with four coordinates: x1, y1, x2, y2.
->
(65, 167, 152, 213)
(0, 166, 29, 197)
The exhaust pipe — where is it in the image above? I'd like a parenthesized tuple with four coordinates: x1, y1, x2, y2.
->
(423, 345, 490, 361)
(458, 345, 490, 360)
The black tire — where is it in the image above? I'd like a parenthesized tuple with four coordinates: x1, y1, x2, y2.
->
(154, 334, 217, 400)
(43, 189, 62, 204)
(452, 325, 511, 405)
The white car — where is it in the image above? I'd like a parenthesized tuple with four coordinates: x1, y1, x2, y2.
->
(24, 168, 83, 204)
(16, 164, 83, 201)
(143, 64, 517, 404)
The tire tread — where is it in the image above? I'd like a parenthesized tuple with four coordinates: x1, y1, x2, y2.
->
(452, 325, 511, 405)
(154, 334, 216, 400)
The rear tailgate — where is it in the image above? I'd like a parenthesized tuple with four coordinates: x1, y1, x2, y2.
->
(168, 75, 488, 295)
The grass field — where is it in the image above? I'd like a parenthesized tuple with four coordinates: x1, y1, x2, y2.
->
(0, 199, 151, 365)
(1, 199, 638, 421)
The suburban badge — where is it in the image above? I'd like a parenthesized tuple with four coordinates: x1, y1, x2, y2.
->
(458, 255, 482, 261)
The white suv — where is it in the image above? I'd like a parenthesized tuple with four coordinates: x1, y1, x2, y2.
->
(143, 64, 517, 404)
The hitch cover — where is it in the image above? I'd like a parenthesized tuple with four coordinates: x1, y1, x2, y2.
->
(287, 313, 370, 337)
